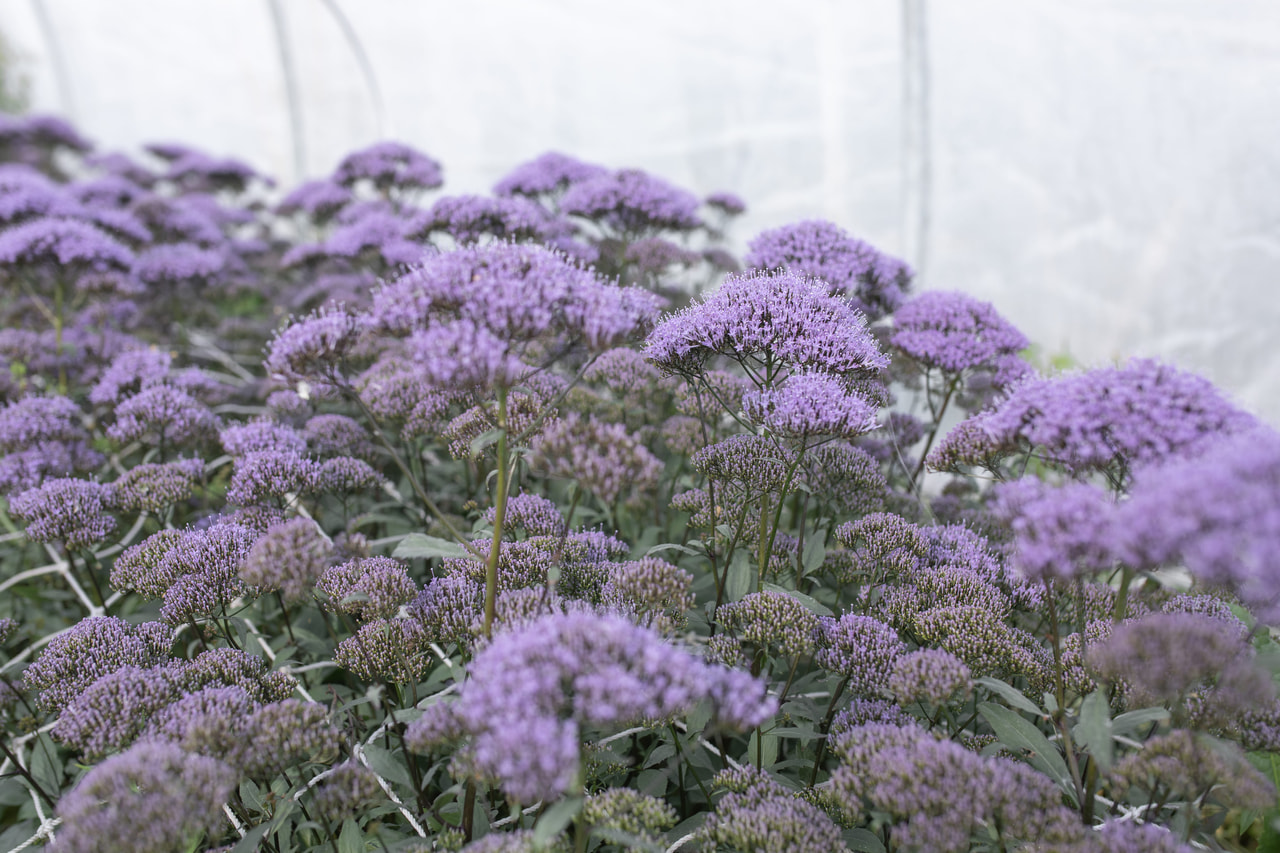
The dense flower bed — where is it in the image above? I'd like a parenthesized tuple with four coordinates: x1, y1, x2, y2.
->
(0, 111, 1278, 853)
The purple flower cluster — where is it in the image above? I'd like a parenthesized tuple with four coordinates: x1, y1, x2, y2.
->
(493, 151, 609, 199)
(744, 219, 912, 319)
(742, 371, 880, 438)
(10, 477, 117, 548)
(0, 395, 102, 495)
(831, 723, 1085, 851)
(23, 616, 172, 713)
(333, 140, 444, 192)
(52, 740, 237, 853)
(316, 555, 416, 620)
(561, 168, 702, 235)
(928, 358, 1257, 481)
(644, 269, 889, 379)
(405, 611, 774, 802)
(240, 516, 334, 604)
(701, 766, 844, 853)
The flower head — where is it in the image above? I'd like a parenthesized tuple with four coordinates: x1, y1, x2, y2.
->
(744, 219, 911, 319)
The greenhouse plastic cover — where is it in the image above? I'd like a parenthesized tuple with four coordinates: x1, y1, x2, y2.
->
(2, 0, 1278, 420)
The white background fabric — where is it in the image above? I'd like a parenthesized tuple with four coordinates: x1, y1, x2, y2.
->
(3, 0, 1278, 420)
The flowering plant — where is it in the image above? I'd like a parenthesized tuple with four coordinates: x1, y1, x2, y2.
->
(0, 111, 1277, 853)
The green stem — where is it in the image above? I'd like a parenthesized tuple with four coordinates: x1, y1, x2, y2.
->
(482, 385, 511, 638)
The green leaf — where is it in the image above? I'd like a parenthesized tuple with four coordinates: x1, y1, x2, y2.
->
(747, 730, 779, 768)
(1111, 707, 1169, 736)
(645, 542, 701, 558)
(227, 823, 272, 853)
(29, 734, 61, 795)
(533, 796, 583, 848)
(337, 818, 363, 853)
(975, 677, 1044, 717)
(978, 702, 1076, 803)
(468, 428, 505, 459)
(723, 552, 753, 603)
(762, 583, 833, 617)
(844, 827, 887, 853)
(1074, 690, 1114, 772)
(393, 533, 470, 561)
(802, 537, 826, 573)
(361, 745, 415, 790)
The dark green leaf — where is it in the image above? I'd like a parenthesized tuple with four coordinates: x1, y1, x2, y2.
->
(227, 823, 272, 853)
(1074, 690, 1114, 772)
(978, 702, 1076, 803)
(468, 429, 505, 458)
(337, 818, 364, 853)
(844, 827, 887, 853)
(393, 533, 470, 561)
(1111, 707, 1169, 736)
(362, 745, 415, 790)
(975, 677, 1043, 717)
(533, 796, 583, 848)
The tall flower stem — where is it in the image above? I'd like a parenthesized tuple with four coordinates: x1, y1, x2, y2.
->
(482, 385, 511, 638)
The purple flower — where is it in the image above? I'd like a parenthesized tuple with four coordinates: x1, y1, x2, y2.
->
(24, 616, 172, 713)
(1111, 730, 1274, 813)
(168, 647, 296, 702)
(486, 491, 567, 538)
(529, 413, 663, 507)
(88, 348, 172, 405)
(928, 358, 1257, 482)
(1115, 426, 1280, 621)
(52, 664, 177, 757)
(9, 477, 116, 548)
(225, 450, 318, 505)
(131, 242, 224, 287)
(219, 418, 308, 457)
(51, 740, 237, 853)
(744, 219, 912, 319)
(993, 477, 1118, 583)
(276, 178, 352, 221)
(319, 206, 427, 266)
(643, 269, 889, 378)
(302, 414, 374, 458)
(0, 395, 87, 450)
(717, 591, 821, 658)
(334, 140, 444, 191)
(601, 558, 695, 630)
(367, 242, 660, 348)
(623, 237, 701, 277)
(493, 151, 609, 198)
(410, 575, 484, 648)
(0, 216, 134, 272)
(889, 648, 973, 706)
(561, 168, 702, 234)
(240, 517, 334, 604)
(830, 723, 1085, 851)
(701, 766, 844, 853)
(405, 611, 775, 802)
(406, 318, 529, 390)
(106, 384, 218, 447)
(1088, 612, 1271, 726)
(316, 555, 416, 620)
(163, 150, 259, 193)
(419, 193, 569, 244)
(743, 371, 880, 438)
(312, 761, 385, 822)
(105, 458, 202, 513)
(334, 617, 434, 683)
(264, 304, 363, 386)
(814, 612, 904, 694)
(704, 191, 747, 216)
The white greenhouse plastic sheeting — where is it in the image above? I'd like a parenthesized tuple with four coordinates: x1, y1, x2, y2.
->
(3, 0, 1278, 420)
